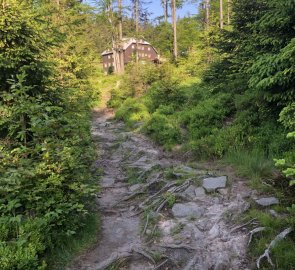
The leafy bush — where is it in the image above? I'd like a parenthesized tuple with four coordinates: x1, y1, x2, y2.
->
(115, 98, 150, 127)
(0, 2, 97, 268)
(143, 111, 182, 150)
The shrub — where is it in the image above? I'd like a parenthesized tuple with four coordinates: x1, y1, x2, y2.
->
(143, 111, 182, 149)
(115, 98, 150, 127)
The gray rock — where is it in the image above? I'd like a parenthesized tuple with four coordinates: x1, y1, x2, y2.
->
(184, 185, 197, 199)
(256, 197, 279, 206)
(194, 187, 206, 197)
(202, 176, 227, 192)
(172, 202, 205, 218)
(208, 224, 220, 239)
(174, 239, 182, 245)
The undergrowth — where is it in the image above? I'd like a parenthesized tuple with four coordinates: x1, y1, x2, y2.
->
(47, 214, 100, 270)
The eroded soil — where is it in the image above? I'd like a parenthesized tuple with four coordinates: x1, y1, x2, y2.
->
(68, 108, 253, 270)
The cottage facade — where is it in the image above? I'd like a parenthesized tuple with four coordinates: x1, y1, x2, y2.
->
(101, 38, 159, 73)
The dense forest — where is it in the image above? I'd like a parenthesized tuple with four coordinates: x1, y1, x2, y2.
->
(0, 0, 294, 269)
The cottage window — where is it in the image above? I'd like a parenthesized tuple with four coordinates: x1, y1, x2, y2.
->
(104, 63, 107, 67)
(148, 47, 151, 51)
(108, 55, 111, 59)
(148, 55, 151, 58)
(132, 45, 135, 49)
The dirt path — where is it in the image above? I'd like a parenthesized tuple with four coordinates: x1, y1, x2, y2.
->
(68, 108, 253, 270)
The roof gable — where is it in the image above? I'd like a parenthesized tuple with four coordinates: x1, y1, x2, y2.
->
(101, 38, 158, 56)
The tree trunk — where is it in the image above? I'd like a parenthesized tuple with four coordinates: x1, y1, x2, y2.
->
(135, 0, 139, 63)
(205, 0, 210, 30)
(162, 0, 168, 22)
(227, 0, 230, 25)
(220, 0, 223, 29)
(118, 0, 124, 73)
(171, 0, 177, 61)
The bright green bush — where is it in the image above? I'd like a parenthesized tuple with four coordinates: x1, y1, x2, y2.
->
(115, 98, 150, 127)
(143, 111, 182, 150)
(0, 2, 97, 268)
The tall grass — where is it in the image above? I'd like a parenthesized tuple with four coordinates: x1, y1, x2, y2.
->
(224, 148, 275, 187)
(46, 213, 100, 270)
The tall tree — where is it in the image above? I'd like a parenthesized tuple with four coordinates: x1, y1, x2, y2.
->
(205, 0, 210, 29)
(171, 0, 177, 61)
(118, 0, 124, 73)
(227, 0, 231, 25)
(161, 0, 169, 22)
(219, 0, 223, 28)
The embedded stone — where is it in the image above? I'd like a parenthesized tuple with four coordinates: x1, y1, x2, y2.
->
(256, 197, 279, 206)
(172, 202, 205, 218)
(194, 187, 206, 197)
(202, 176, 227, 192)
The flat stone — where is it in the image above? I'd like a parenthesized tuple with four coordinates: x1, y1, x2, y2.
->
(194, 187, 206, 197)
(202, 176, 227, 192)
(208, 224, 220, 239)
(256, 197, 279, 206)
(172, 202, 205, 218)
(184, 185, 197, 199)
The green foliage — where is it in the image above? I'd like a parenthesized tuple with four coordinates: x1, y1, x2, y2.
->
(115, 98, 150, 127)
(143, 111, 182, 150)
(224, 149, 275, 187)
(0, 1, 99, 268)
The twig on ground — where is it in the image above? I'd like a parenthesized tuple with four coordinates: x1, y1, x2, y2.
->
(248, 227, 266, 246)
(153, 259, 169, 270)
(230, 218, 257, 233)
(257, 227, 293, 269)
(156, 198, 168, 213)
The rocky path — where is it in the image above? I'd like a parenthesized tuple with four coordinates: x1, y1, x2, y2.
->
(69, 108, 253, 270)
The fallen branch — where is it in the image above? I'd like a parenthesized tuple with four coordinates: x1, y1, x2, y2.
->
(156, 198, 168, 213)
(257, 227, 293, 269)
(153, 259, 169, 270)
(139, 180, 178, 209)
(248, 227, 266, 246)
(230, 218, 257, 233)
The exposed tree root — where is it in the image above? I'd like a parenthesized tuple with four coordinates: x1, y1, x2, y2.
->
(153, 259, 169, 270)
(257, 227, 293, 269)
(94, 247, 156, 270)
(248, 227, 266, 246)
(94, 251, 132, 270)
(156, 244, 198, 252)
(139, 180, 178, 209)
(230, 218, 258, 233)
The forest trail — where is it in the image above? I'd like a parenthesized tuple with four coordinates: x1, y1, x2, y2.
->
(68, 108, 254, 270)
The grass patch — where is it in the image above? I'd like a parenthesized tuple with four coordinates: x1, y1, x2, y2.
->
(46, 213, 100, 270)
(244, 209, 295, 270)
(223, 148, 275, 189)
